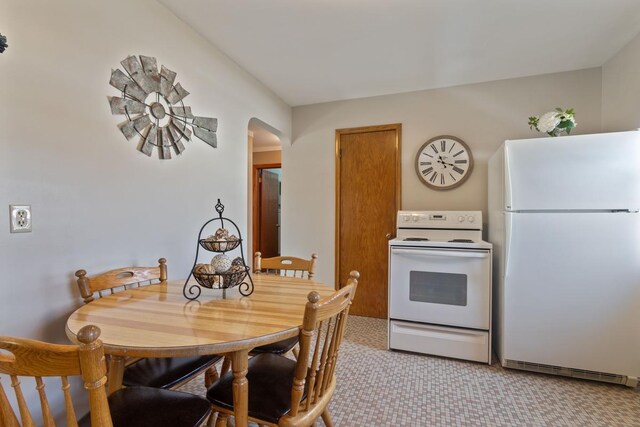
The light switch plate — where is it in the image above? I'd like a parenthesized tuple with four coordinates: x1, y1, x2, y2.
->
(10, 205, 31, 233)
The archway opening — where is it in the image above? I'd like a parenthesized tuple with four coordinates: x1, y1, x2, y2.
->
(248, 119, 282, 260)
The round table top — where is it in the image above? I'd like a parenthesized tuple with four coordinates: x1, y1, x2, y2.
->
(65, 275, 335, 357)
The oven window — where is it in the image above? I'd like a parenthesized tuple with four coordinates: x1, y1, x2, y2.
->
(409, 271, 467, 306)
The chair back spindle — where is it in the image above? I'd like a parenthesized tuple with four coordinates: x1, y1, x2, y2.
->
(35, 376, 54, 427)
(61, 377, 78, 427)
(0, 326, 112, 427)
(10, 375, 33, 426)
(0, 376, 20, 426)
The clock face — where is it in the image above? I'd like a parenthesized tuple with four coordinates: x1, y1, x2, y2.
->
(415, 135, 473, 190)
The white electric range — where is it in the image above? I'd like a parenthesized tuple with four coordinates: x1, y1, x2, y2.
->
(388, 210, 493, 364)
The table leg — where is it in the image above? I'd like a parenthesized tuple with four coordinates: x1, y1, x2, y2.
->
(231, 349, 249, 427)
(107, 355, 125, 395)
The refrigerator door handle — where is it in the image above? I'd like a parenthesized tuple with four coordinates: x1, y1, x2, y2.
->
(504, 213, 513, 278)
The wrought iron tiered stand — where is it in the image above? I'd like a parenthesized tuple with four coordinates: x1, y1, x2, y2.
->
(183, 199, 254, 300)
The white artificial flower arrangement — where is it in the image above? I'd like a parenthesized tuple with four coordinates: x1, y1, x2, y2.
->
(528, 108, 576, 137)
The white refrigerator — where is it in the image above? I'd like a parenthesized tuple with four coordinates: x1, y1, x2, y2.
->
(488, 130, 640, 387)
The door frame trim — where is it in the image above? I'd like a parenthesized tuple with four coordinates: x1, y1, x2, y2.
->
(253, 162, 281, 258)
(334, 123, 402, 290)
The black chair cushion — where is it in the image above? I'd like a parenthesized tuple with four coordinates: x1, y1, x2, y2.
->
(206, 353, 307, 424)
(251, 336, 299, 355)
(124, 355, 221, 389)
(79, 386, 211, 427)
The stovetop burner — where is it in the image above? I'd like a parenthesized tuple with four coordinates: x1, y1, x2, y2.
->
(403, 237, 430, 241)
(448, 239, 474, 243)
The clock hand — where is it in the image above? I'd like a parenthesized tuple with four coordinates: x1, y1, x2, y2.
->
(437, 156, 455, 168)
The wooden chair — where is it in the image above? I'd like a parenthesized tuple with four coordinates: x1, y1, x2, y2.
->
(75, 258, 221, 390)
(254, 252, 318, 279)
(251, 252, 319, 358)
(207, 271, 359, 427)
(0, 325, 211, 427)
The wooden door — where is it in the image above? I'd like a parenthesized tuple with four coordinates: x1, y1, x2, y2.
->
(253, 164, 281, 258)
(259, 169, 280, 257)
(336, 124, 401, 318)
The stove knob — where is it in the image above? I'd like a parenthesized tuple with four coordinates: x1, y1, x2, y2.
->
(412, 216, 419, 222)
(402, 215, 410, 222)
(468, 216, 475, 223)
(458, 216, 465, 222)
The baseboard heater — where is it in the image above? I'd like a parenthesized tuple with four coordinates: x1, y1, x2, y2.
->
(504, 359, 639, 388)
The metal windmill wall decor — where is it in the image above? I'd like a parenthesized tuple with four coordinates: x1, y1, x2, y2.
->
(108, 55, 217, 159)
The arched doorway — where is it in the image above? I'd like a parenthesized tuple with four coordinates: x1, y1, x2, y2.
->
(248, 119, 282, 260)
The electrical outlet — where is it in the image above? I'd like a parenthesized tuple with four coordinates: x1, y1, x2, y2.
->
(10, 205, 31, 233)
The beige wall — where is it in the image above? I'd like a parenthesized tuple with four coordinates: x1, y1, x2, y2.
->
(283, 69, 603, 284)
(254, 150, 282, 165)
(0, 0, 290, 420)
(602, 32, 640, 131)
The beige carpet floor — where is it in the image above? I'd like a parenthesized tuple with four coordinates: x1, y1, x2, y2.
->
(181, 316, 640, 426)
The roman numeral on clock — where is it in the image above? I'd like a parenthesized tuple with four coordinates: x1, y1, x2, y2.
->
(453, 166, 465, 174)
(430, 144, 438, 154)
(453, 150, 464, 157)
(421, 167, 433, 175)
(429, 171, 438, 183)
(419, 161, 432, 165)
(440, 174, 445, 185)
(441, 140, 446, 151)
(454, 160, 467, 164)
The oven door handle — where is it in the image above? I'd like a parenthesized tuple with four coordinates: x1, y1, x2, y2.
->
(391, 248, 489, 259)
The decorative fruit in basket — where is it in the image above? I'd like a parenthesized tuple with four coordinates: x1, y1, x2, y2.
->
(211, 254, 232, 273)
(231, 257, 244, 267)
(193, 263, 220, 288)
(230, 263, 245, 272)
(194, 263, 213, 274)
(200, 228, 240, 251)
(222, 263, 247, 287)
(214, 228, 230, 240)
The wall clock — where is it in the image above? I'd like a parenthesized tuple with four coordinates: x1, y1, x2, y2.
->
(415, 135, 473, 190)
(107, 55, 217, 160)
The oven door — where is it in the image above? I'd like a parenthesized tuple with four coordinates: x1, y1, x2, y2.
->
(389, 247, 491, 329)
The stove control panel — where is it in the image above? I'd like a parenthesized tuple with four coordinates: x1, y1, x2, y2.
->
(397, 211, 482, 230)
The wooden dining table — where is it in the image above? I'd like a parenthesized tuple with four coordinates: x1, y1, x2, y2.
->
(65, 274, 336, 427)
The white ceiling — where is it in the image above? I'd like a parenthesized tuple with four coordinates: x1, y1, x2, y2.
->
(159, 0, 640, 107)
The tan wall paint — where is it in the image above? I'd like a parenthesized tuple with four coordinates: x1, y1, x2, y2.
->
(283, 69, 603, 284)
(602, 32, 640, 131)
(0, 0, 290, 421)
(254, 150, 282, 164)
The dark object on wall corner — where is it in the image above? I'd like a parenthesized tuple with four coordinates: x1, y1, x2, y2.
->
(0, 34, 7, 53)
